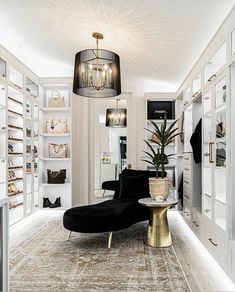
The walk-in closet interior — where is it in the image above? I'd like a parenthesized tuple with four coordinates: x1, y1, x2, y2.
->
(1, 1, 235, 291)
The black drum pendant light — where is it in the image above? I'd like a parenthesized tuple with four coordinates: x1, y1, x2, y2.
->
(73, 32, 121, 98)
(106, 100, 127, 127)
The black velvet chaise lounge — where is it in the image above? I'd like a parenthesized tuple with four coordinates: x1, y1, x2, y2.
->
(63, 169, 166, 248)
(101, 180, 118, 196)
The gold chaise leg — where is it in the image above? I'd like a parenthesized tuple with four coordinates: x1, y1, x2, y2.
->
(108, 232, 113, 248)
(67, 231, 72, 241)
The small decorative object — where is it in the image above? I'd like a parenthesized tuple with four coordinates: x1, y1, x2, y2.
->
(48, 143, 68, 158)
(222, 85, 226, 103)
(26, 162, 32, 173)
(101, 152, 111, 164)
(48, 90, 65, 107)
(142, 115, 181, 201)
(106, 99, 127, 127)
(46, 119, 68, 134)
(73, 32, 121, 98)
(47, 169, 66, 184)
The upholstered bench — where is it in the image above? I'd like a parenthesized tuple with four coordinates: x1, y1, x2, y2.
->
(63, 169, 166, 248)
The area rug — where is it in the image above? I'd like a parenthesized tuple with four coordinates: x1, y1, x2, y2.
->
(10, 219, 191, 291)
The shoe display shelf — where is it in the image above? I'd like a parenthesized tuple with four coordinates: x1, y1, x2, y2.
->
(0, 51, 40, 225)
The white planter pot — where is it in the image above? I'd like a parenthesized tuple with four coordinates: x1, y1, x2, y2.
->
(149, 177, 170, 201)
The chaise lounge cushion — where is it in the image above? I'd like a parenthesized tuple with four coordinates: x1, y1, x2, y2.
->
(113, 169, 167, 199)
(63, 198, 149, 233)
(119, 174, 147, 199)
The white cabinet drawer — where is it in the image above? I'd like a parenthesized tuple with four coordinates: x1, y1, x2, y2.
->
(183, 153, 192, 165)
(183, 191, 191, 205)
(184, 181, 192, 195)
(191, 210, 202, 236)
(183, 165, 192, 179)
(183, 200, 192, 222)
(202, 222, 228, 271)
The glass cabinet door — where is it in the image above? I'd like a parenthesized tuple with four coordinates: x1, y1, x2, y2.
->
(203, 89, 212, 115)
(192, 75, 201, 97)
(232, 29, 235, 56)
(203, 43, 226, 84)
(202, 73, 227, 231)
(215, 77, 226, 109)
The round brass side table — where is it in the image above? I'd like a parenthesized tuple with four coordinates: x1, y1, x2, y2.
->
(138, 198, 178, 248)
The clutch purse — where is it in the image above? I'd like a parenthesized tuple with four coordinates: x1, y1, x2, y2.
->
(48, 143, 68, 158)
(46, 119, 68, 134)
(47, 169, 66, 184)
(48, 91, 65, 107)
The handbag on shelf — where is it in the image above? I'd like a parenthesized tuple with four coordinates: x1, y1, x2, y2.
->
(47, 169, 66, 184)
(46, 119, 68, 134)
(151, 132, 160, 144)
(216, 122, 226, 138)
(216, 148, 226, 167)
(48, 143, 68, 158)
(48, 91, 65, 107)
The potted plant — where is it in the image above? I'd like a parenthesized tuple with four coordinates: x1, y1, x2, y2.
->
(142, 115, 181, 201)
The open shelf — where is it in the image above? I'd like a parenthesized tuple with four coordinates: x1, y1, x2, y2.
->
(8, 110, 23, 118)
(41, 183, 71, 187)
(40, 157, 71, 161)
(8, 96, 23, 106)
(40, 133, 70, 137)
(40, 107, 71, 112)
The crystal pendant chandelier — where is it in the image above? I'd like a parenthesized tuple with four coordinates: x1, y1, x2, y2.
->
(73, 32, 121, 98)
(106, 99, 127, 127)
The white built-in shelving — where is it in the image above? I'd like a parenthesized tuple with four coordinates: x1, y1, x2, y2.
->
(175, 7, 235, 282)
(39, 80, 72, 209)
(0, 47, 40, 225)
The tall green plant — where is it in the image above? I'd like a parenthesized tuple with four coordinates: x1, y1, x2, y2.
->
(142, 115, 181, 178)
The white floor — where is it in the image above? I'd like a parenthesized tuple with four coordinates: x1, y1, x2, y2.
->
(10, 210, 235, 292)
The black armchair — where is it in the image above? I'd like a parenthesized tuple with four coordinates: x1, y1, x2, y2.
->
(63, 169, 166, 248)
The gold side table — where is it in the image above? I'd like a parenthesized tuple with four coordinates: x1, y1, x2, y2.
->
(138, 198, 178, 248)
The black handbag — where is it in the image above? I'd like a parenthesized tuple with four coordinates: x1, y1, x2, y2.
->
(216, 148, 226, 167)
(216, 122, 226, 138)
(47, 169, 66, 184)
(147, 101, 175, 119)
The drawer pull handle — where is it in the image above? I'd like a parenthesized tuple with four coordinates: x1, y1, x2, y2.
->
(184, 180, 190, 184)
(184, 168, 190, 171)
(204, 208, 210, 213)
(192, 92, 198, 98)
(193, 221, 199, 227)
(204, 153, 210, 157)
(209, 238, 218, 246)
(184, 194, 189, 199)
(184, 158, 189, 160)
(208, 74, 216, 82)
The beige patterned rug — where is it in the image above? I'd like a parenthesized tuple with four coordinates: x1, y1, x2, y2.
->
(10, 219, 191, 291)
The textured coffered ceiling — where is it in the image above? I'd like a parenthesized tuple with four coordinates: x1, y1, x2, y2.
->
(0, 0, 234, 91)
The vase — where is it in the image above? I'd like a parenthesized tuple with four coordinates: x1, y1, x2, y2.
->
(149, 177, 170, 201)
